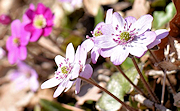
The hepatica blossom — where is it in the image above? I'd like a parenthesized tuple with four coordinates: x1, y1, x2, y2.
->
(41, 43, 93, 97)
(6, 19, 30, 64)
(81, 9, 113, 64)
(23, 3, 54, 42)
(9, 61, 39, 92)
(95, 12, 157, 65)
(0, 14, 11, 25)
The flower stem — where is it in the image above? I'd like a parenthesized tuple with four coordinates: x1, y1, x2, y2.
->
(148, 49, 176, 95)
(78, 76, 137, 111)
(161, 70, 167, 105)
(131, 57, 160, 103)
(115, 65, 147, 97)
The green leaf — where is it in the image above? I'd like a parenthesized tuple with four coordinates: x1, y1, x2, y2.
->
(121, 57, 134, 70)
(151, 0, 168, 7)
(94, 7, 104, 26)
(40, 99, 70, 111)
(96, 65, 140, 111)
(152, 2, 176, 29)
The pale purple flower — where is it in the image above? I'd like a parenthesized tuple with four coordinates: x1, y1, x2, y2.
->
(147, 29, 169, 49)
(95, 13, 156, 65)
(41, 43, 78, 98)
(23, 3, 54, 42)
(6, 19, 30, 64)
(81, 9, 113, 64)
(0, 14, 11, 25)
(74, 45, 93, 94)
(9, 61, 39, 92)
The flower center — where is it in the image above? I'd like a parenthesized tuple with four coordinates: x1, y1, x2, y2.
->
(54, 58, 73, 80)
(33, 15, 46, 29)
(13, 38, 20, 46)
(120, 32, 131, 41)
(61, 66, 68, 74)
(94, 30, 103, 37)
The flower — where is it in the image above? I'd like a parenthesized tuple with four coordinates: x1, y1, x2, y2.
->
(95, 12, 156, 65)
(9, 61, 39, 92)
(0, 14, 11, 25)
(74, 45, 93, 94)
(6, 19, 30, 64)
(81, 9, 113, 64)
(59, 0, 83, 7)
(147, 29, 169, 49)
(23, 3, 54, 42)
(41, 43, 78, 98)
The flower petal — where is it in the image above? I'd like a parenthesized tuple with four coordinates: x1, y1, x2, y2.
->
(43, 27, 52, 37)
(100, 46, 117, 58)
(8, 49, 18, 64)
(55, 55, 66, 67)
(19, 46, 27, 60)
(80, 64, 93, 79)
(81, 39, 94, 52)
(91, 47, 100, 64)
(125, 16, 136, 30)
(29, 29, 43, 42)
(41, 77, 61, 89)
(155, 29, 169, 39)
(29, 76, 39, 92)
(105, 9, 113, 24)
(53, 82, 66, 98)
(25, 9, 35, 20)
(112, 12, 126, 31)
(94, 35, 116, 48)
(75, 46, 87, 65)
(11, 20, 21, 37)
(66, 43, 75, 63)
(36, 3, 46, 14)
(127, 43, 147, 57)
(24, 23, 35, 32)
(70, 64, 80, 80)
(110, 45, 129, 65)
(64, 80, 74, 92)
(75, 78, 81, 94)
(132, 14, 153, 36)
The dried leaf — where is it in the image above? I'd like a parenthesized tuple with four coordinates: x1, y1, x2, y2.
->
(126, 0, 150, 19)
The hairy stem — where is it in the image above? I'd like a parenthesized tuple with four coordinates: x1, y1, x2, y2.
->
(131, 57, 160, 103)
(78, 76, 137, 111)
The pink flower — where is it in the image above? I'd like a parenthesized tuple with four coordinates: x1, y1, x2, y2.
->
(41, 43, 93, 97)
(23, 3, 54, 42)
(9, 61, 39, 92)
(94, 12, 156, 65)
(81, 9, 113, 64)
(0, 14, 11, 25)
(6, 19, 30, 64)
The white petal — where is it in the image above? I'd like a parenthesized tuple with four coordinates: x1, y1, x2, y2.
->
(81, 39, 94, 52)
(66, 43, 75, 63)
(70, 64, 80, 80)
(105, 9, 113, 24)
(55, 55, 66, 67)
(64, 80, 74, 92)
(110, 45, 129, 65)
(41, 77, 61, 89)
(91, 47, 100, 64)
(155, 29, 169, 39)
(53, 82, 66, 98)
(112, 12, 126, 31)
(100, 46, 117, 58)
(127, 43, 147, 57)
(94, 35, 116, 48)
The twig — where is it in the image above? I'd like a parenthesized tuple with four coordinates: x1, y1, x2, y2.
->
(79, 76, 138, 111)
(131, 57, 160, 103)
(161, 70, 167, 105)
(149, 49, 176, 95)
(134, 94, 171, 111)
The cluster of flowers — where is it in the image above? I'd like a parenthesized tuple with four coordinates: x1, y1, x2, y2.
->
(6, 3, 54, 64)
(41, 9, 169, 97)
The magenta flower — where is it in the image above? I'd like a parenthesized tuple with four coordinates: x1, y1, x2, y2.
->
(41, 43, 78, 98)
(0, 14, 11, 25)
(9, 61, 39, 92)
(81, 9, 113, 64)
(74, 45, 93, 94)
(6, 19, 30, 64)
(147, 29, 169, 49)
(95, 13, 156, 65)
(23, 3, 54, 42)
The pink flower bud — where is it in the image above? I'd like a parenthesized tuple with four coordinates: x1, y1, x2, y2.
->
(0, 14, 11, 25)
